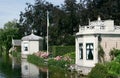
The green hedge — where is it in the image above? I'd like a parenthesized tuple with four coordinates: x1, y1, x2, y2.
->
(27, 54, 46, 66)
(27, 54, 71, 69)
(88, 63, 109, 78)
(49, 46, 75, 56)
(48, 59, 70, 69)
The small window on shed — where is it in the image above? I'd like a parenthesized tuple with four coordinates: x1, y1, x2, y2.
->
(24, 43, 28, 51)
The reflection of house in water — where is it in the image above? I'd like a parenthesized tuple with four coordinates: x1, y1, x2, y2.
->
(10, 55, 21, 69)
(21, 59, 39, 78)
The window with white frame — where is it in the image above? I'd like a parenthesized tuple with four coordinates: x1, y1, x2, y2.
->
(86, 43, 94, 60)
(79, 43, 83, 59)
(24, 43, 28, 51)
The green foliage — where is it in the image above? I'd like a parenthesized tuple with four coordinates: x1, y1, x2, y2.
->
(106, 61, 120, 76)
(11, 52, 21, 58)
(88, 63, 108, 78)
(110, 48, 120, 60)
(64, 52, 75, 59)
(0, 20, 19, 53)
(115, 54, 120, 63)
(17, 0, 120, 46)
(50, 46, 75, 56)
(111, 49, 120, 57)
(48, 59, 70, 69)
(88, 54, 120, 78)
(27, 54, 45, 66)
(28, 54, 71, 69)
(98, 45, 105, 63)
(64, 52, 75, 64)
(18, 0, 79, 46)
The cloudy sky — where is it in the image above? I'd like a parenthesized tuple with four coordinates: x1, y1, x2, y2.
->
(0, 0, 78, 28)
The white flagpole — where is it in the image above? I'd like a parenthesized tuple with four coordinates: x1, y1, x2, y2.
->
(47, 11, 49, 54)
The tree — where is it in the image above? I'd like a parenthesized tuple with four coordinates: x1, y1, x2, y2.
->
(0, 20, 19, 54)
(85, 0, 120, 25)
(63, 0, 79, 34)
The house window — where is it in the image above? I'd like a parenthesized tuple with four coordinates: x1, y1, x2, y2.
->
(86, 43, 94, 60)
(79, 43, 83, 59)
(24, 46, 28, 51)
(24, 43, 28, 51)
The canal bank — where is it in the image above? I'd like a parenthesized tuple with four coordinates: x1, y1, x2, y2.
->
(0, 54, 86, 78)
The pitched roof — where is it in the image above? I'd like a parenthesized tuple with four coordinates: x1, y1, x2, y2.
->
(22, 33, 43, 41)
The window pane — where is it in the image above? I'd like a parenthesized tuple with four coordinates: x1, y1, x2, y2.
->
(24, 43, 28, 51)
(86, 45, 89, 49)
(90, 45, 93, 49)
(86, 43, 94, 60)
(79, 43, 83, 59)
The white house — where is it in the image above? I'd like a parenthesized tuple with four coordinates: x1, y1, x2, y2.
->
(75, 16, 120, 75)
(21, 32, 43, 58)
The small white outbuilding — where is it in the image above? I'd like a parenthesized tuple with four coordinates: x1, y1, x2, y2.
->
(21, 32, 43, 57)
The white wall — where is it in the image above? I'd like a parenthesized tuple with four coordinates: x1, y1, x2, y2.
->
(21, 40, 42, 55)
(29, 41, 39, 54)
(76, 35, 98, 67)
(21, 41, 29, 55)
(104, 20, 114, 31)
(101, 36, 120, 61)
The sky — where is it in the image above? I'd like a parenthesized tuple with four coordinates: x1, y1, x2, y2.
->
(0, 0, 77, 28)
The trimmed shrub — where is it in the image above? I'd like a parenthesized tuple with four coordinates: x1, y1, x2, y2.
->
(27, 54, 45, 66)
(88, 63, 108, 78)
(48, 59, 70, 69)
(49, 46, 75, 56)
(107, 61, 120, 75)
(115, 54, 120, 63)
(64, 52, 75, 64)
(64, 52, 75, 59)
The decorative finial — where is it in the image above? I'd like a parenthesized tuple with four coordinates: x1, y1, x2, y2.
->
(79, 24, 81, 28)
(24, 32, 27, 36)
(98, 15, 101, 21)
(31, 30, 34, 34)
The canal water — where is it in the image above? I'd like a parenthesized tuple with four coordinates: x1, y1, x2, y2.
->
(0, 55, 86, 78)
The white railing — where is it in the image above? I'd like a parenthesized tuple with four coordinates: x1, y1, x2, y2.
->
(79, 25, 105, 32)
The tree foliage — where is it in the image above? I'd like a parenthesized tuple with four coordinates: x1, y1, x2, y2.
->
(0, 20, 19, 53)
(2, 0, 120, 49)
(17, 0, 120, 46)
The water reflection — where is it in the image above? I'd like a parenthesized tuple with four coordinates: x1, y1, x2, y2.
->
(0, 55, 86, 78)
(0, 55, 21, 78)
(21, 59, 39, 78)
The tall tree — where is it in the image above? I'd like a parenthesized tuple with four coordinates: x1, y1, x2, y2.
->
(0, 20, 19, 53)
(85, 0, 120, 25)
(63, 0, 79, 35)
